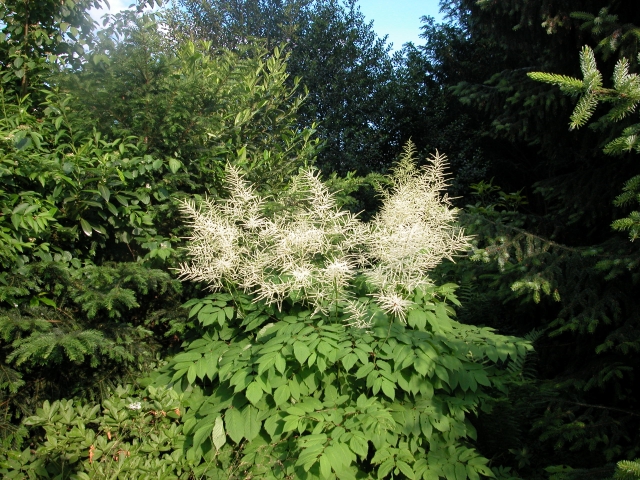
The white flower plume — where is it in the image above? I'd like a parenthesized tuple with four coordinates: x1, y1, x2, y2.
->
(365, 143, 470, 305)
(178, 144, 471, 323)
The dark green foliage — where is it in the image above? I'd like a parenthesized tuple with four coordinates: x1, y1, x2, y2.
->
(148, 286, 529, 479)
(387, 20, 491, 195)
(284, 0, 396, 175)
(401, 0, 640, 475)
(0, 261, 184, 442)
(0, 1, 320, 452)
(442, 182, 640, 474)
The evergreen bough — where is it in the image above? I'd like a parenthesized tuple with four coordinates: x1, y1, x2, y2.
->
(529, 45, 640, 241)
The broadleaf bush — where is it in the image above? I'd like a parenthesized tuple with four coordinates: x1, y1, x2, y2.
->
(146, 144, 532, 479)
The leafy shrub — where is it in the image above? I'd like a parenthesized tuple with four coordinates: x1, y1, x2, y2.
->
(1, 20, 321, 445)
(148, 144, 531, 479)
(0, 385, 190, 479)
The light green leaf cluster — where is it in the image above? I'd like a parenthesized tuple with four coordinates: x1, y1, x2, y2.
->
(0, 385, 189, 479)
(178, 142, 470, 322)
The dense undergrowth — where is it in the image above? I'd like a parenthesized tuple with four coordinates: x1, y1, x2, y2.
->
(1, 0, 640, 479)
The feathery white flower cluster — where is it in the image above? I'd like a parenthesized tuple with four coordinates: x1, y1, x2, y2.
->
(365, 144, 470, 319)
(179, 166, 367, 313)
(178, 143, 470, 324)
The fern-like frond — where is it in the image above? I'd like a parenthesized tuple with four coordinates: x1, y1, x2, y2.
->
(615, 459, 640, 479)
(580, 46, 603, 91)
(8, 332, 59, 366)
(612, 212, 640, 241)
(613, 175, 640, 207)
(0, 362, 25, 393)
(570, 92, 599, 129)
(58, 330, 107, 363)
(0, 314, 51, 342)
(603, 127, 640, 154)
(7, 328, 107, 366)
(527, 72, 585, 95)
(569, 11, 595, 22)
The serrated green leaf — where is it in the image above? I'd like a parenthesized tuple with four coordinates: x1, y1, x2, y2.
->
(296, 444, 324, 468)
(378, 458, 395, 479)
(283, 417, 300, 432)
(381, 379, 395, 400)
(355, 363, 374, 379)
(324, 444, 347, 469)
(244, 405, 261, 440)
(212, 416, 226, 450)
(397, 460, 415, 479)
(341, 352, 358, 372)
(455, 462, 467, 480)
(225, 408, 244, 444)
(274, 384, 290, 406)
(275, 353, 287, 374)
(349, 434, 369, 458)
(407, 309, 427, 330)
(294, 341, 311, 365)
(192, 422, 213, 450)
(320, 453, 332, 479)
(187, 364, 197, 384)
(168, 157, 182, 173)
(173, 351, 202, 363)
(246, 381, 263, 406)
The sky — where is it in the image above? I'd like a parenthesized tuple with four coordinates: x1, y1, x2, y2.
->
(357, 0, 443, 50)
(90, 0, 444, 51)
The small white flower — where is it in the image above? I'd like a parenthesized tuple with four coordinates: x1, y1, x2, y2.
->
(372, 291, 413, 322)
(128, 402, 142, 410)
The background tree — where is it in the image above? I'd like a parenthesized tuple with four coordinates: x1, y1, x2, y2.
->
(0, 6, 318, 450)
(407, 0, 640, 476)
(167, 0, 397, 176)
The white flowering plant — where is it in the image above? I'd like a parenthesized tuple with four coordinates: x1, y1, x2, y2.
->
(154, 143, 531, 479)
(178, 142, 469, 325)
